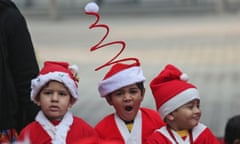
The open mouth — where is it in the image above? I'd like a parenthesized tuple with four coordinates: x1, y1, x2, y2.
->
(125, 106, 133, 111)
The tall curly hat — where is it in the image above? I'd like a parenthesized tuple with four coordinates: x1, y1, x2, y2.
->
(84, 2, 145, 97)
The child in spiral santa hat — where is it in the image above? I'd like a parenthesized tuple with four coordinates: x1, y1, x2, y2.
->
(84, 2, 164, 143)
(17, 61, 97, 144)
(95, 59, 165, 144)
(146, 64, 219, 144)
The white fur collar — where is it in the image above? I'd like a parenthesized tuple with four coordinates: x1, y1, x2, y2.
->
(114, 110, 142, 144)
(35, 111, 73, 144)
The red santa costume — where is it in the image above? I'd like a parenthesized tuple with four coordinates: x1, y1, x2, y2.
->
(18, 111, 97, 144)
(95, 107, 164, 144)
(17, 61, 97, 144)
(146, 64, 219, 144)
(146, 123, 219, 144)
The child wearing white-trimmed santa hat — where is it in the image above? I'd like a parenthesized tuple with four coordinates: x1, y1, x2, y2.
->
(17, 61, 97, 144)
(95, 59, 165, 144)
(146, 64, 219, 144)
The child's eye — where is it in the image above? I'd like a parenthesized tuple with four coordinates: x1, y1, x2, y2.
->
(129, 89, 138, 94)
(115, 91, 123, 96)
(197, 104, 200, 108)
(59, 92, 67, 96)
(187, 105, 194, 109)
(184, 103, 194, 109)
(43, 91, 52, 95)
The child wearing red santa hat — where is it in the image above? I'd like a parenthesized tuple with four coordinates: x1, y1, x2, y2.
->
(17, 61, 97, 144)
(95, 59, 165, 144)
(146, 64, 219, 144)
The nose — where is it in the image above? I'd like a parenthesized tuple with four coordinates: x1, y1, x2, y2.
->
(51, 93, 59, 102)
(193, 106, 201, 114)
(123, 93, 132, 102)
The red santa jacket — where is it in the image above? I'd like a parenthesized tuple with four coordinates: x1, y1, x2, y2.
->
(95, 107, 165, 144)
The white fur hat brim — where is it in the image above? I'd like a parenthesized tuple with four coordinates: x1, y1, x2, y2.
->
(31, 72, 78, 103)
(159, 88, 200, 119)
(98, 66, 146, 97)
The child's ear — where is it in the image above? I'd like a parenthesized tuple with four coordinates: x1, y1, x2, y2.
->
(69, 98, 76, 108)
(35, 101, 41, 106)
(166, 113, 175, 121)
(141, 88, 146, 98)
(106, 95, 113, 105)
(35, 96, 41, 106)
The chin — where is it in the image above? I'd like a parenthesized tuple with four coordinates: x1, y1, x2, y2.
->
(192, 122, 199, 127)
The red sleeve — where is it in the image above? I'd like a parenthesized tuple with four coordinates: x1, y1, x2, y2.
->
(17, 122, 51, 143)
(145, 131, 171, 144)
(141, 108, 165, 143)
(95, 114, 124, 143)
(195, 127, 219, 144)
(66, 116, 98, 143)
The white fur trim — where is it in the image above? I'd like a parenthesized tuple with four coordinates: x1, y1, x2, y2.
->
(156, 123, 206, 143)
(115, 110, 142, 144)
(159, 88, 200, 119)
(35, 111, 73, 144)
(31, 72, 78, 103)
(98, 66, 146, 97)
(156, 127, 176, 143)
(192, 123, 206, 140)
(69, 64, 79, 75)
(85, 2, 99, 13)
(180, 73, 189, 81)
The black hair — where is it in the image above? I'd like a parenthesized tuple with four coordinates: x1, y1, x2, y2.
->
(136, 82, 145, 94)
(224, 115, 240, 144)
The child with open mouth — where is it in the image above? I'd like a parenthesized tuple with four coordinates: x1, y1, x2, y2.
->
(95, 59, 165, 144)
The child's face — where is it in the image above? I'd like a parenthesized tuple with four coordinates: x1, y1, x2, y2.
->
(37, 81, 75, 121)
(168, 99, 201, 131)
(106, 83, 145, 122)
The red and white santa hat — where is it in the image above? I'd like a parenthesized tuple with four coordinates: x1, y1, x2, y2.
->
(31, 61, 79, 103)
(150, 64, 200, 119)
(98, 60, 146, 97)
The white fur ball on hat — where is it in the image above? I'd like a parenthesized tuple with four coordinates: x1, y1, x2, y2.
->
(180, 73, 189, 81)
(85, 2, 99, 13)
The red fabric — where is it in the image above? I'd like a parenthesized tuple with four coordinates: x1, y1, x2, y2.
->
(103, 61, 140, 80)
(40, 61, 77, 82)
(146, 127, 219, 144)
(95, 108, 165, 144)
(17, 116, 97, 144)
(150, 64, 196, 110)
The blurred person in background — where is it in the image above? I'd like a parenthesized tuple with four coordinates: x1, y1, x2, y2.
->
(0, 0, 39, 143)
(223, 115, 240, 144)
